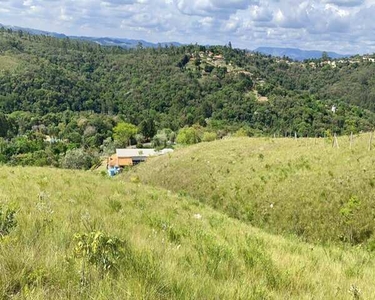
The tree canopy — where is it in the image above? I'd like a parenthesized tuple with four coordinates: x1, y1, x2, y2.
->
(0, 28, 375, 167)
(113, 122, 138, 147)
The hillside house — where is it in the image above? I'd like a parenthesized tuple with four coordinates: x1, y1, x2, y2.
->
(107, 148, 173, 168)
(364, 56, 375, 63)
(308, 62, 316, 69)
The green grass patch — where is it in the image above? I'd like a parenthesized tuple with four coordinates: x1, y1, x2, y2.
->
(131, 134, 375, 246)
(0, 55, 19, 71)
(0, 166, 374, 298)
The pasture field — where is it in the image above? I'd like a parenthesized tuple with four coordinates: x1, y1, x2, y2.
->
(0, 166, 373, 299)
(131, 134, 375, 246)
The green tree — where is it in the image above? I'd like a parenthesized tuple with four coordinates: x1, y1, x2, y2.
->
(321, 51, 329, 61)
(100, 137, 116, 156)
(176, 126, 202, 145)
(139, 118, 156, 140)
(0, 113, 9, 138)
(113, 122, 138, 147)
(61, 148, 99, 170)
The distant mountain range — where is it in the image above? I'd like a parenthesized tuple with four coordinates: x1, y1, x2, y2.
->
(255, 47, 351, 61)
(0, 23, 182, 49)
(1, 23, 352, 59)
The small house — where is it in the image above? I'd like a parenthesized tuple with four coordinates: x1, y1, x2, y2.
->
(107, 148, 173, 168)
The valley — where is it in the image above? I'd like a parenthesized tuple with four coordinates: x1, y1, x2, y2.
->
(1, 24, 375, 299)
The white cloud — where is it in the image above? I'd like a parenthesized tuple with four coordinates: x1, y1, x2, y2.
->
(0, 0, 374, 54)
(325, 0, 364, 6)
(174, 0, 254, 18)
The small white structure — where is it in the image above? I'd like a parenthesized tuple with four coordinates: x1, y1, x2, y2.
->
(108, 148, 173, 167)
(331, 105, 337, 113)
(116, 148, 173, 157)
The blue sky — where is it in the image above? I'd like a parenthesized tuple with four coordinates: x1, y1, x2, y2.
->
(1, 0, 375, 54)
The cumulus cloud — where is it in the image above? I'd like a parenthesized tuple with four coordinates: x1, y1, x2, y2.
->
(325, 0, 364, 7)
(174, 0, 254, 18)
(0, 0, 373, 53)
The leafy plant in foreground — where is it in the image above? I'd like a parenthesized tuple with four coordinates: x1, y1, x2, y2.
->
(0, 204, 17, 237)
(73, 231, 126, 274)
(340, 195, 363, 244)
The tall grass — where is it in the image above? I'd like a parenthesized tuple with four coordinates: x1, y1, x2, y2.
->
(0, 167, 374, 298)
(131, 134, 375, 246)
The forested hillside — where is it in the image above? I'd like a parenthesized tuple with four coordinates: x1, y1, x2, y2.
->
(1, 27, 375, 167)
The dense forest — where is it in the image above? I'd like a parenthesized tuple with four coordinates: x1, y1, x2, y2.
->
(1, 27, 375, 168)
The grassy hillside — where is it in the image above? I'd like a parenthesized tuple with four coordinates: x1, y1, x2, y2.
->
(0, 55, 19, 71)
(130, 134, 375, 245)
(0, 167, 373, 299)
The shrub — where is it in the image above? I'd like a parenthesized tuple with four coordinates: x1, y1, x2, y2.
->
(176, 127, 202, 145)
(73, 231, 126, 274)
(340, 196, 364, 244)
(202, 132, 217, 142)
(61, 148, 99, 170)
(100, 137, 116, 156)
(0, 205, 17, 237)
(234, 128, 249, 137)
(152, 134, 167, 149)
(340, 196, 361, 220)
(11, 150, 52, 167)
(152, 129, 176, 149)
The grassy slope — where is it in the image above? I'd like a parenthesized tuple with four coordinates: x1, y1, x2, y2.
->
(131, 134, 375, 245)
(0, 55, 19, 71)
(0, 167, 373, 299)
